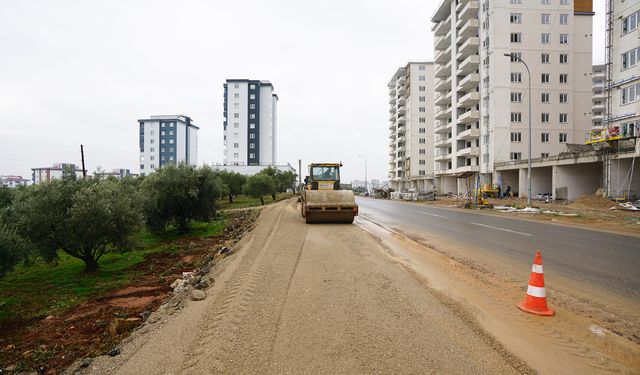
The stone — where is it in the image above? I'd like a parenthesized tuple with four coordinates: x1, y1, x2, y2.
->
(139, 310, 151, 321)
(190, 290, 206, 301)
(80, 358, 92, 367)
(108, 348, 120, 357)
(95, 319, 108, 328)
(195, 281, 209, 290)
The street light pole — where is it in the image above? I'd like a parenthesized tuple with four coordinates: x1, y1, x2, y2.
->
(504, 53, 532, 206)
(358, 154, 367, 194)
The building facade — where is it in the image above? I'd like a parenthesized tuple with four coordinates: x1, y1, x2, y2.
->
(608, 0, 639, 134)
(592, 64, 606, 128)
(138, 115, 198, 176)
(31, 163, 82, 184)
(0, 175, 30, 188)
(223, 80, 278, 166)
(431, 0, 593, 195)
(388, 62, 436, 192)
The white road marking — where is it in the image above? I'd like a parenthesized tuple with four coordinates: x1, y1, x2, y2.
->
(471, 222, 532, 236)
(420, 212, 447, 218)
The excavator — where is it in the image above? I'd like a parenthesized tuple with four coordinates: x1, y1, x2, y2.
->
(300, 162, 358, 224)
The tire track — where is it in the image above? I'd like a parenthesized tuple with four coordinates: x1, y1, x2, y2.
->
(179, 205, 286, 374)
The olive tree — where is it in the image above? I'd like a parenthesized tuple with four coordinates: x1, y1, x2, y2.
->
(216, 170, 247, 203)
(14, 178, 144, 272)
(243, 174, 274, 205)
(143, 164, 222, 234)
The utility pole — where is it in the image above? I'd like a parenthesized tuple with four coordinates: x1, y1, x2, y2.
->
(80, 144, 87, 179)
(298, 159, 302, 192)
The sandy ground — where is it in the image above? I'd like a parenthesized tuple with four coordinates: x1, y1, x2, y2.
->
(84, 199, 530, 375)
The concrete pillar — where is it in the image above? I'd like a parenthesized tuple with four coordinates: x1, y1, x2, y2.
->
(518, 168, 528, 198)
(552, 165, 558, 200)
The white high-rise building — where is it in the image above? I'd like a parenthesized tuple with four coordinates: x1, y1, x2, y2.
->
(138, 115, 198, 176)
(223, 80, 278, 166)
(431, 0, 593, 194)
(592, 64, 606, 128)
(608, 1, 639, 135)
(388, 62, 436, 192)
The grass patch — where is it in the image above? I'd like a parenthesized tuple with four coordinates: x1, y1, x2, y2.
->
(0, 215, 227, 325)
(217, 193, 294, 210)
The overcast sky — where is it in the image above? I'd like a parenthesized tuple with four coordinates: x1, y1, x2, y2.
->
(0, 1, 605, 182)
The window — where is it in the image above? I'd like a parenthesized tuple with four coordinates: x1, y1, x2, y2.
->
(511, 0, 522, 3)
(234, 122, 239, 128)
(541, 153, 550, 158)
(419, 96, 426, 102)
(419, 86, 426, 91)
(233, 113, 239, 118)
(419, 128, 426, 133)
(419, 117, 426, 123)
(140, 164, 144, 170)
(419, 65, 426, 71)
(559, 133, 568, 143)
(541, 33, 550, 44)
(249, 94, 255, 100)
(541, 53, 550, 63)
(621, 84, 639, 105)
(511, 92, 522, 102)
(511, 13, 522, 23)
(510, 152, 522, 161)
(161, 147, 165, 152)
(169, 139, 174, 144)
(541, 73, 550, 83)
(622, 47, 639, 69)
(234, 83, 240, 89)
(249, 114, 256, 119)
(559, 54, 568, 64)
(160, 155, 165, 161)
(560, 14, 568, 24)
(419, 138, 426, 144)
(560, 74, 568, 84)
(559, 93, 568, 103)
(150, 139, 155, 144)
(161, 130, 165, 136)
(541, 14, 551, 24)
(541, 0, 550, 4)
(511, 112, 522, 122)
(560, 0, 568, 4)
(150, 155, 155, 161)
(511, 73, 522, 82)
(249, 123, 255, 129)
(541, 113, 550, 123)
(249, 133, 255, 139)
(150, 147, 154, 152)
(541, 93, 550, 103)
(249, 84, 256, 90)
(419, 160, 426, 165)
(169, 131, 174, 136)
(419, 107, 426, 112)
(249, 143, 255, 149)
(559, 113, 568, 123)
(233, 152, 239, 158)
(622, 12, 638, 35)
(541, 133, 550, 142)
(511, 132, 522, 142)
(233, 103, 239, 109)
(233, 142, 239, 148)
(149, 130, 154, 135)
(510, 53, 522, 62)
(419, 149, 426, 154)
(559, 34, 568, 44)
(249, 104, 256, 109)
(511, 33, 522, 43)
(249, 153, 255, 158)
(169, 147, 174, 152)
(419, 75, 426, 81)
(150, 164, 155, 169)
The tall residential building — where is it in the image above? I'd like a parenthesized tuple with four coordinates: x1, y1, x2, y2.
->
(431, 0, 593, 194)
(592, 64, 606, 128)
(608, 1, 639, 134)
(31, 163, 82, 184)
(388, 62, 436, 192)
(138, 115, 198, 176)
(223, 80, 278, 166)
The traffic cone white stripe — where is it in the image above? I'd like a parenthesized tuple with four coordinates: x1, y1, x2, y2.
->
(527, 285, 546, 298)
(531, 264, 543, 274)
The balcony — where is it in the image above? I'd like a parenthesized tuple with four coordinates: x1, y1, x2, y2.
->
(458, 127, 480, 140)
(457, 54, 480, 75)
(457, 37, 479, 58)
(398, 136, 406, 143)
(457, 146, 480, 157)
(432, 16, 450, 36)
(457, 109, 480, 124)
(435, 45, 452, 64)
(397, 116, 406, 125)
(398, 106, 406, 116)
(435, 60, 452, 79)
(456, 165, 480, 173)
(456, 1, 479, 25)
(398, 86, 406, 95)
(435, 120, 453, 134)
(435, 137, 453, 148)
(389, 95, 396, 105)
(435, 91, 452, 106)
(458, 91, 480, 108)
(398, 97, 406, 106)
(388, 121, 395, 130)
(457, 73, 480, 91)
(435, 31, 451, 51)
(435, 76, 452, 92)
(435, 106, 452, 120)
(435, 153, 452, 162)
(456, 19, 479, 43)
(389, 105, 397, 114)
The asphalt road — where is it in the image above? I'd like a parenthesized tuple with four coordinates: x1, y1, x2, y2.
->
(356, 197, 640, 300)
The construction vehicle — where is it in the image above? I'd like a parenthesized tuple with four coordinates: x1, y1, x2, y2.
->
(300, 162, 358, 224)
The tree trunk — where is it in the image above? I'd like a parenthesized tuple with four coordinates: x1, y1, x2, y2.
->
(178, 218, 189, 234)
(228, 193, 234, 203)
(83, 257, 99, 273)
(272, 193, 276, 201)
(260, 197, 264, 205)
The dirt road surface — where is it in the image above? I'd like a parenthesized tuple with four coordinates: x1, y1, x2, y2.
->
(85, 199, 529, 374)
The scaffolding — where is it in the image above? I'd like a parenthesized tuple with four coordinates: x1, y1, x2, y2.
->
(602, 0, 614, 197)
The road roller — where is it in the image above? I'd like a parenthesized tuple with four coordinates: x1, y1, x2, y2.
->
(300, 162, 358, 224)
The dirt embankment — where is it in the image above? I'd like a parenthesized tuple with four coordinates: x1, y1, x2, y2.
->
(0, 210, 258, 374)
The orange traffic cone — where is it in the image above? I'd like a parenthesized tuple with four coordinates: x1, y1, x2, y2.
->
(517, 250, 555, 316)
